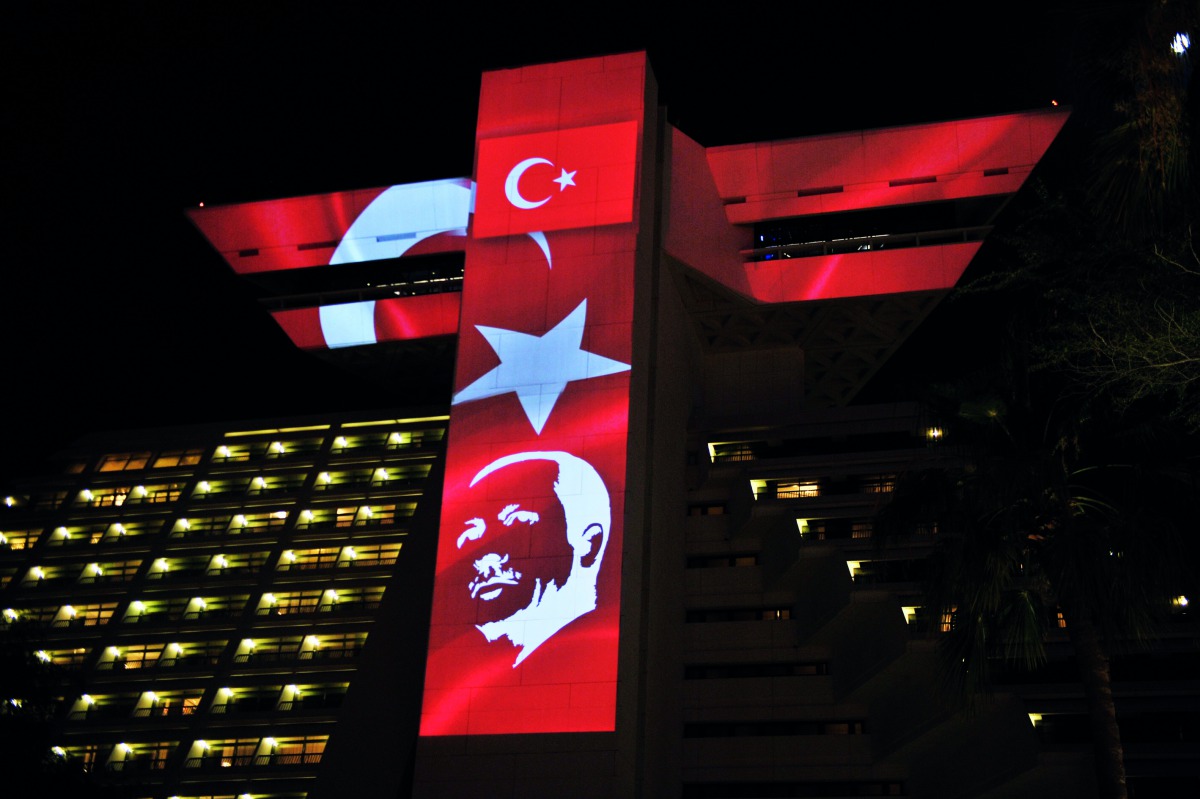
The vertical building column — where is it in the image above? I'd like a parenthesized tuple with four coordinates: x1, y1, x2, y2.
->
(415, 51, 657, 797)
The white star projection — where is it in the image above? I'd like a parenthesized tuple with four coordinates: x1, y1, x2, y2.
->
(452, 300, 630, 434)
(552, 168, 577, 190)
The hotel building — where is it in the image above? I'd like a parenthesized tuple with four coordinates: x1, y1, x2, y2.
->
(3, 51, 1194, 798)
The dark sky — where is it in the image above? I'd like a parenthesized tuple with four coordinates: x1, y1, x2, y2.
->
(1, 2, 1091, 480)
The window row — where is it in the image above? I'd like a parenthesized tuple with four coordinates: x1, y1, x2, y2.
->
(66, 424, 445, 476)
(16, 545, 402, 586)
(6, 503, 416, 550)
(750, 474, 896, 500)
(63, 464, 434, 509)
(62, 683, 347, 721)
(52, 735, 327, 773)
(35, 632, 368, 672)
(5, 586, 386, 627)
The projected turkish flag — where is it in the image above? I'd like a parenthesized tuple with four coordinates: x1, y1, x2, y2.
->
(473, 121, 639, 238)
(421, 52, 646, 736)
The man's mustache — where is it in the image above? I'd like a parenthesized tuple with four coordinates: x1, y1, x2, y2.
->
(469, 572, 520, 599)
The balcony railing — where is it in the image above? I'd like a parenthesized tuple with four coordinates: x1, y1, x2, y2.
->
(184, 753, 322, 769)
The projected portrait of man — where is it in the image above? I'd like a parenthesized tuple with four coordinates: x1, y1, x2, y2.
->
(455, 450, 611, 667)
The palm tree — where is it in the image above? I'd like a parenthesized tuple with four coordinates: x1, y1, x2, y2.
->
(873, 7, 1199, 796)
(879, 384, 1192, 799)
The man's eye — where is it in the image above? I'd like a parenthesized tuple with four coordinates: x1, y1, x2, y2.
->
(504, 509, 540, 526)
(456, 518, 487, 549)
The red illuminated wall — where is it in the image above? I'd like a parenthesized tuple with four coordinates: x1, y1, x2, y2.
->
(674, 110, 1070, 304)
(419, 53, 647, 736)
(270, 294, 462, 351)
(186, 179, 472, 350)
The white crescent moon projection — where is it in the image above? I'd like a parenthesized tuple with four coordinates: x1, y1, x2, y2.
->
(505, 157, 554, 209)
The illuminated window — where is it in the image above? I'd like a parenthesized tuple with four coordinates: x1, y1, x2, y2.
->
(0, 529, 39, 550)
(232, 636, 303, 664)
(850, 522, 874, 540)
(298, 633, 367, 661)
(53, 603, 116, 628)
(263, 591, 321, 616)
(79, 560, 140, 584)
(387, 427, 443, 449)
(796, 518, 828, 540)
(59, 744, 102, 772)
(207, 551, 269, 575)
(175, 511, 287, 538)
(317, 585, 385, 613)
(132, 691, 201, 718)
(116, 644, 162, 671)
(180, 595, 247, 621)
(158, 641, 223, 669)
(81, 483, 181, 506)
(67, 693, 98, 720)
(152, 449, 203, 468)
(270, 735, 327, 766)
(22, 565, 49, 585)
(35, 648, 89, 668)
(9, 605, 61, 626)
(317, 469, 372, 490)
(212, 443, 249, 462)
(940, 607, 957, 632)
(277, 547, 339, 571)
(708, 442, 756, 462)
(97, 452, 151, 472)
(245, 473, 303, 495)
(186, 738, 258, 768)
(80, 486, 129, 507)
(332, 503, 404, 528)
(341, 542, 402, 567)
(774, 481, 820, 499)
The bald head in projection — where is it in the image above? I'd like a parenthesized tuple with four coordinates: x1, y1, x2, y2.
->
(455, 450, 611, 666)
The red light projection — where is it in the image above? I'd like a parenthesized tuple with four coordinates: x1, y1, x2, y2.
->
(744, 243, 982, 303)
(474, 121, 639, 238)
(420, 54, 646, 736)
(270, 293, 462, 351)
(186, 179, 472, 351)
(669, 110, 1069, 304)
(706, 110, 1069, 226)
(187, 179, 471, 274)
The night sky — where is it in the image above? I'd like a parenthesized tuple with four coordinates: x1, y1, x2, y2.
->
(1, 3, 1091, 480)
